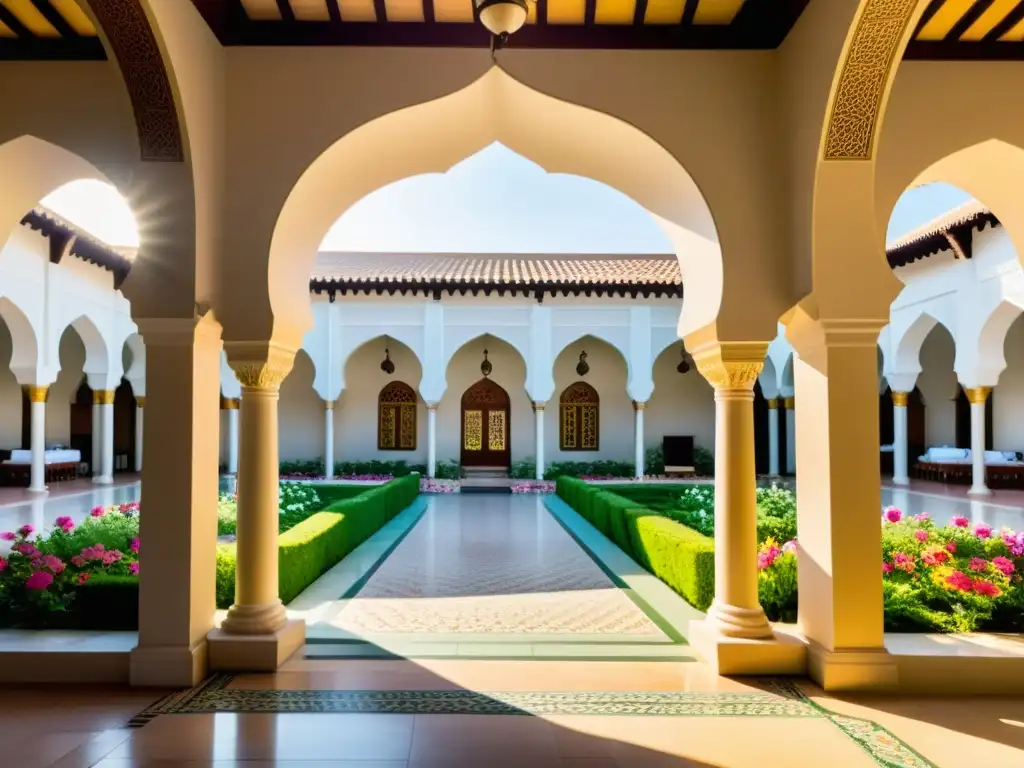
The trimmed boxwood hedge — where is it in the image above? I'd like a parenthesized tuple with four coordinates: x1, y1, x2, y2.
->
(555, 477, 715, 612)
(216, 473, 421, 607)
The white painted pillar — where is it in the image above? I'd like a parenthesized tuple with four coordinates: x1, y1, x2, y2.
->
(134, 397, 144, 473)
(27, 386, 48, 493)
(223, 398, 240, 475)
(784, 397, 796, 475)
(324, 400, 335, 478)
(634, 402, 646, 479)
(427, 405, 437, 478)
(891, 392, 909, 486)
(533, 402, 545, 480)
(966, 387, 992, 496)
(91, 398, 101, 477)
(767, 399, 780, 477)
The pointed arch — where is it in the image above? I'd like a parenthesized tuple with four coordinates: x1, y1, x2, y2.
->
(340, 333, 424, 393)
(559, 380, 600, 452)
(892, 312, 952, 375)
(66, 315, 111, 383)
(378, 380, 418, 451)
(443, 331, 528, 379)
(0, 296, 40, 376)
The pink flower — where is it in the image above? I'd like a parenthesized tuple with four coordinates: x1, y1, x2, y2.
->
(992, 556, 1015, 576)
(130, 537, 140, 553)
(913, 512, 930, 522)
(952, 516, 970, 528)
(14, 543, 40, 558)
(945, 541, 958, 554)
(782, 540, 797, 555)
(969, 557, 988, 572)
(0, 557, 6, 572)
(883, 507, 902, 523)
(945, 571, 973, 592)
(1001, 530, 1017, 548)
(77, 572, 90, 585)
(101, 550, 123, 566)
(922, 549, 948, 566)
(70, 555, 85, 567)
(914, 530, 929, 542)
(893, 552, 916, 572)
(0, 531, 14, 541)
(129, 562, 139, 576)
(90, 506, 105, 518)
(43, 554, 65, 574)
(971, 579, 1002, 598)
(882, 561, 894, 574)
(18, 524, 34, 536)
(54, 515, 75, 532)
(975, 523, 992, 539)
(25, 571, 53, 590)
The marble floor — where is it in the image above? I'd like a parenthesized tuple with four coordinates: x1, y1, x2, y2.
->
(882, 482, 1024, 530)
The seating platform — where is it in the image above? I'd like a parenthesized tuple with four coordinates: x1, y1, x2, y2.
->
(914, 446, 1024, 488)
(0, 448, 82, 487)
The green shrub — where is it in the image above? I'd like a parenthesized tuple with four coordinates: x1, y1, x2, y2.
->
(694, 446, 714, 476)
(314, 483, 372, 507)
(280, 459, 325, 476)
(435, 459, 460, 480)
(543, 460, 635, 481)
(509, 458, 537, 479)
(644, 445, 665, 476)
(629, 513, 715, 611)
(333, 460, 427, 477)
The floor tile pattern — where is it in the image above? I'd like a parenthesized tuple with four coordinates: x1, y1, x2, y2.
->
(335, 496, 666, 636)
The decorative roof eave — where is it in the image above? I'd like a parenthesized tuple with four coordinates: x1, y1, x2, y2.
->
(20, 207, 134, 289)
(309, 278, 683, 303)
(886, 202, 1000, 270)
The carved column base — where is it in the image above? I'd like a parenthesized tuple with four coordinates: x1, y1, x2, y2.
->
(706, 600, 772, 639)
(221, 599, 288, 635)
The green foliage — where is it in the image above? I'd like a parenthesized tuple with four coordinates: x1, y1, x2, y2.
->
(214, 474, 421, 609)
(44, 512, 140, 563)
(313, 483, 372, 507)
(629, 513, 716, 612)
(217, 482, 329, 537)
(509, 458, 537, 479)
(333, 460, 427, 477)
(644, 445, 665, 476)
(279, 459, 325, 476)
(435, 459, 461, 480)
(757, 541, 798, 622)
(543, 460, 635, 481)
(694, 446, 714, 476)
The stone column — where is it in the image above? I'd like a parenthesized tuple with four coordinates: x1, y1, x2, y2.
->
(533, 402, 545, 480)
(222, 398, 240, 475)
(130, 317, 223, 688)
(767, 398, 780, 477)
(691, 343, 772, 644)
(26, 385, 48, 493)
(966, 386, 992, 496)
(91, 395, 101, 478)
(633, 401, 646, 479)
(427, 405, 438, 478)
(788, 317, 895, 690)
(209, 350, 304, 671)
(891, 391, 910, 486)
(784, 397, 795, 474)
(323, 400, 335, 479)
(134, 396, 145, 473)
(93, 390, 114, 484)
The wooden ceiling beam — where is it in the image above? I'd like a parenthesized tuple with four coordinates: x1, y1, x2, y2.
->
(985, 0, 1024, 40)
(423, 0, 435, 24)
(29, 0, 78, 37)
(275, 0, 296, 21)
(681, 0, 698, 26)
(0, 3, 30, 37)
(947, 0, 997, 41)
(326, 0, 341, 21)
(373, 0, 388, 22)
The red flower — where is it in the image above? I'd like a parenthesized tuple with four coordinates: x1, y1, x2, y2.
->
(945, 571, 972, 592)
(971, 579, 1002, 598)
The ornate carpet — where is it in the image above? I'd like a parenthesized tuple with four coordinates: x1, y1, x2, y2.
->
(132, 675, 936, 768)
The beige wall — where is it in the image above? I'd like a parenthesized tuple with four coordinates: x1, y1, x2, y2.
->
(277, 350, 322, 461)
(649, 341, 716, 455)
(917, 325, 957, 448)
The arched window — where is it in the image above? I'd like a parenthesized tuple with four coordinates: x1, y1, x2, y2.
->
(560, 381, 599, 451)
(378, 381, 417, 450)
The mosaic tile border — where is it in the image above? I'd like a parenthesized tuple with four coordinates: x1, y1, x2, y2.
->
(132, 675, 935, 767)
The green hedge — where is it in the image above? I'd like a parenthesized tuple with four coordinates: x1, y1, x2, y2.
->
(216, 474, 420, 608)
(555, 477, 715, 612)
(313, 483, 373, 507)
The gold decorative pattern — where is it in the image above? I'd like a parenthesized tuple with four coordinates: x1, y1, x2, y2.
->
(220, 397, 240, 410)
(767, 398, 779, 410)
(464, 410, 483, 451)
(692, 357, 763, 391)
(784, 397, 795, 410)
(633, 401, 646, 412)
(379, 381, 417, 451)
(488, 411, 506, 451)
(399, 404, 416, 449)
(135, 396, 146, 408)
(532, 402, 546, 413)
(231, 363, 291, 391)
(965, 386, 993, 405)
(92, 389, 115, 405)
(24, 385, 48, 403)
(891, 391, 909, 407)
(380, 406, 396, 449)
(324, 400, 334, 410)
(560, 381, 599, 451)
(823, 0, 918, 161)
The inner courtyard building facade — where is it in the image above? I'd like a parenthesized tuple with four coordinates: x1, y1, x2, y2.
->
(3, 0, 1024, 720)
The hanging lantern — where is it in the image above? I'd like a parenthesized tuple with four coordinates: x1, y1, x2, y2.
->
(481, 349, 493, 378)
(380, 345, 395, 375)
(474, 0, 529, 43)
(576, 351, 590, 377)
(677, 348, 691, 375)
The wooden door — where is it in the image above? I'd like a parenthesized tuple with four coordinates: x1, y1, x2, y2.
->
(461, 378, 511, 468)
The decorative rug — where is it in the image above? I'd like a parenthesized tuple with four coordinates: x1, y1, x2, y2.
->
(131, 675, 935, 768)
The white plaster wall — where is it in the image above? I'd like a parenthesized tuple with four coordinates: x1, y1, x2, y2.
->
(336, 340, 427, 465)
(0, 321, 20, 448)
(994, 314, 1024, 452)
(546, 338, 632, 462)
(916, 326, 958, 447)
(278, 351, 325, 461)
(437, 336, 529, 464)
(50, 329, 87, 446)
(648, 340, 716, 453)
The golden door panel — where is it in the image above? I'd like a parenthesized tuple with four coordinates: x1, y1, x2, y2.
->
(399, 403, 416, 449)
(488, 410, 506, 451)
(464, 410, 483, 451)
(379, 404, 396, 449)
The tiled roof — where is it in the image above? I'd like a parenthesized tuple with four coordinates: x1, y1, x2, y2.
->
(312, 252, 682, 286)
(885, 201, 999, 269)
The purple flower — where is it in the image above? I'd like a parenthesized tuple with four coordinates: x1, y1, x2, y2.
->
(129, 562, 139, 576)
(0, 531, 14, 541)
(54, 515, 75, 533)
(913, 512, 930, 522)
(18, 524, 34, 536)
(25, 571, 53, 590)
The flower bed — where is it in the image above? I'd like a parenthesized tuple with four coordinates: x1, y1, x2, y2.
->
(510, 480, 555, 494)
(556, 478, 1024, 632)
(421, 478, 460, 494)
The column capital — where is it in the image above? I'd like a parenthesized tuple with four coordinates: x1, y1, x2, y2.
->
(891, 391, 909, 407)
(227, 342, 296, 392)
(767, 398, 779, 410)
(532, 402, 546, 412)
(690, 341, 767, 391)
(784, 397, 795, 410)
(23, 385, 48, 403)
(135, 396, 146, 408)
(964, 386, 992, 405)
(92, 389, 115, 405)
(427, 403, 439, 413)
(220, 397, 240, 410)
(324, 399, 334, 410)
(633, 400, 647, 411)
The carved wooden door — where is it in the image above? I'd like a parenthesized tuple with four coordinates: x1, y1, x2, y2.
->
(461, 378, 511, 468)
